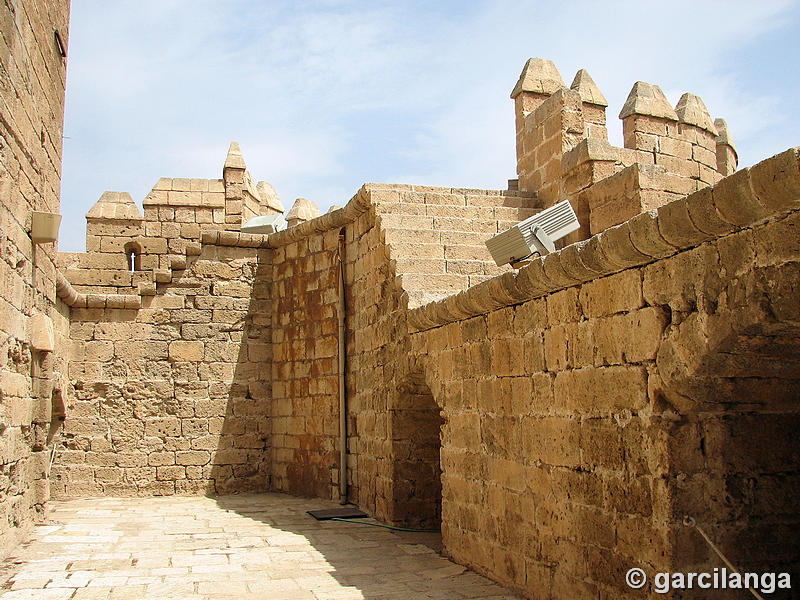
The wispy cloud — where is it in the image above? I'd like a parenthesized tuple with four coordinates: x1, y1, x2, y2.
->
(60, 0, 799, 251)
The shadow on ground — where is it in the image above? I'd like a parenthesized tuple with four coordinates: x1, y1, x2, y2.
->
(213, 493, 520, 600)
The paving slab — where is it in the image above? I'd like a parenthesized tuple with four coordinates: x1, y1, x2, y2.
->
(0, 494, 522, 599)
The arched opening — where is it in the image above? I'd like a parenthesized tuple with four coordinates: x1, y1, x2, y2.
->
(391, 372, 443, 530)
(124, 241, 142, 272)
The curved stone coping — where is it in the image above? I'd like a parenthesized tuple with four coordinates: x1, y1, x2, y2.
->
(408, 147, 800, 332)
(200, 230, 274, 248)
(56, 271, 141, 309)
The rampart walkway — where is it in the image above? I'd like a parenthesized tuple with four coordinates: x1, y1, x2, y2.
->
(0, 494, 520, 599)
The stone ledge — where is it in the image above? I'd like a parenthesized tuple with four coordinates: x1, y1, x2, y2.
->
(56, 271, 141, 309)
(408, 147, 800, 332)
(561, 138, 621, 174)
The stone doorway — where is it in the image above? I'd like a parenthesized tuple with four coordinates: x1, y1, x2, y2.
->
(390, 373, 444, 530)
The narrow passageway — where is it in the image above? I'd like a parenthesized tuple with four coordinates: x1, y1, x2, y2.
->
(0, 494, 521, 599)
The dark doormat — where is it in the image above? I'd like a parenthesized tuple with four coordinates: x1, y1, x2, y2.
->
(307, 507, 369, 520)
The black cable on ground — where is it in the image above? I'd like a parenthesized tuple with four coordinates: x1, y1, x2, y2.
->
(329, 517, 440, 533)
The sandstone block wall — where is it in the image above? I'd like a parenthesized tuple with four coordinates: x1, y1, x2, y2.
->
(0, 0, 70, 556)
(51, 238, 273, 497)
(267, 183, 536, 504)
(374, 185, 538, 306)
(3, 20, 797, 599)
(270, 226, 343, 499)
(32, 143, 800, 600)
(49, 143, 283, 498)
(400, 149, 800, 598)
(355, 185, 540, 524)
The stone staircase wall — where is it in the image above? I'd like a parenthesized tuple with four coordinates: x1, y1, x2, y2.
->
(370, 184, 539, 307)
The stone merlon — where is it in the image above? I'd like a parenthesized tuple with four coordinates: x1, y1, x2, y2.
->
(86, 191, 143, 220)
(714, 118, 737, 155)
(257, 181, 285, 213)
(619, 81, 678, 120)
(224, 141, 247, 170)
(675, 92, 718, 134)
(510, 57, 565, 99)
(285, 197, 321, 225)
(570, 69, 608, 106)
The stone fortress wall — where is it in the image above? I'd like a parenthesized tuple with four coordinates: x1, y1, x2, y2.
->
(0, 0, 71, 557)
(1, 3, 798, 597)
(50, 144, 281, 498)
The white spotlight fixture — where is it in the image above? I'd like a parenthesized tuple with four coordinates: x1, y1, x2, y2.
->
(485, 199, 580, 267)
(241, 213, 284, 234)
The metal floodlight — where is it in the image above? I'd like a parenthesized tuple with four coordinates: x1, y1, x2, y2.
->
(241, 213, 284, 234)
(485, 199, 580, 267)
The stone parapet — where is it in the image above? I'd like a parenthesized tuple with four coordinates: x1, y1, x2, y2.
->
(5, 16, 798, 596)
(408, 148, 800, 332)
(513, 58, 739, 242)
(405, 146, 800, 598)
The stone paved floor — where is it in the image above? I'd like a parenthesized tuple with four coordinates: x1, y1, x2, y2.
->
(0, 494, 521, 599)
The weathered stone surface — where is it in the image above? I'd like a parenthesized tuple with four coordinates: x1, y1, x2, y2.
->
(223, 141, 246, 170)
(0, 0, 71, 558)
(675, 93, 717, 134)
(256, 180, 284, 213)
(712, 167, 770, 225)
(749, 147, 800, 212)
(86, 191, 143, 221)
(285, 197, 322, 227)
(29, 313, 55, 352)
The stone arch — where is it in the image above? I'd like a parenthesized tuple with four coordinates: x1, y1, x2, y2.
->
(389, 369, 444, 530)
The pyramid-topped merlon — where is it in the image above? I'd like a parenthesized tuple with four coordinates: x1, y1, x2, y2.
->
(619, 81, 677, 120)
(285, 197, 320, 227)
(570, 69, 608, 106)
(257, 181, 284, 213)
(676, 93, 718, 134)
(510, 58, 565, 99)
(86, 191, 143, 221)
(224, 141, 247, 170)
(511, 58, 740, 238)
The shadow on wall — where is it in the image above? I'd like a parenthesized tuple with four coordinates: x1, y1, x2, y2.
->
(390, 372, 443, 530)
(206, 247, 272, 495)
(654, 269, 800, 580)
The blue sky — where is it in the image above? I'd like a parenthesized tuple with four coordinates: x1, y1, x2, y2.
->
(59, 0, 800, 252)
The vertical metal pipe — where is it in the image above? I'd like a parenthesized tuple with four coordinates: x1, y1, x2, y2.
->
(337, 229, 348, 504)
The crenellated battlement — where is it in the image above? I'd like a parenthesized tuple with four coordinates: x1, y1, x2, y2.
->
(60, 142, 285, 294)
(512, 57, 738, 241)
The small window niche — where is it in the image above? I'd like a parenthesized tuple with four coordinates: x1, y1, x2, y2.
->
(124, 241, 142, 272)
